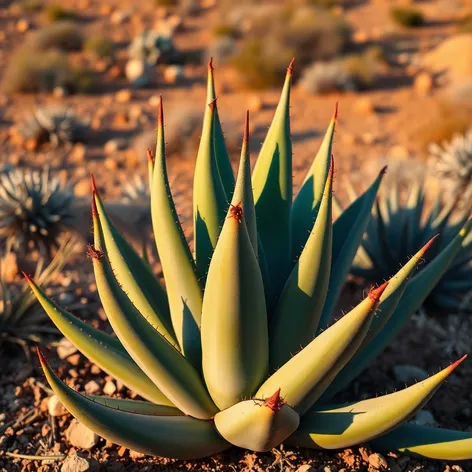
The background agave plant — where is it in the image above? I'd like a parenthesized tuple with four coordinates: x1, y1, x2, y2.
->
(0, 166, 76, 256)
(350, 180, 472, 313)
(0, 239, 73, 354)
(30, 62, 472, 461)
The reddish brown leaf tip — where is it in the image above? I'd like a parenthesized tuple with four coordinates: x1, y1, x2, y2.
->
(146, 148, 155, 164)
(422, 234, 440, 253)
(90, 174, 97, 193)
(243, 111, 250, 144)
(158, 96, 164, 126)
(87, 244, 104, 260)
(208, 98, 217, 111)
(380, 165, 388, 175)
(264, 389, 284, 412)
(287, 58, 295, 75)
(329, 154, 335, 179)
(22, 271, 32, 282)
(369, 281, 389, 302)
(229, 201, 244, 222)
(448, 354, 467, 372)
(91, 190, 98, 218)
(208, 57, 214, 71)
(36, 347, 47, 366)
(334, 102, 339, 119)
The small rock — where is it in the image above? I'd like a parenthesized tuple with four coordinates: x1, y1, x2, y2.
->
(90, 364, 101, 375)
(387, 145, 411, 160)
(125, 60, 153, 88)
(247, 94, 264, 112)
(359, 446, 371, 463)
(17, 19, 30, 32)
(115, 89, 133, 104)
(66, 420, 99, 449)
(163, 65, 184, 84)
(111, 9, 130, 24)
(84, 380, 100, 395)
(74, 178, 90, 197)
(105, 139, 126, 154)
(296, 466, 314, 472)
(48, 395, 68, 417)
(413, 409, 437, 427)
(318, 466, 336, 472)
(148, 95, 160, 107)
(1, 252, 17, 283)
(61, 455, 90, 472)
(414, 72, 433, 96)
(393, 364, 428, 383)
(368, 453, 388, 470)
(129, 450, 145, 459)
(118, 446, 127, 457)
(53, 86, 68, 98)
(103, 381, 116, 396)
(361, 132, 376, 145)
(57, 338, 78, 360)
(353, 97, 375, 115)
(353, 30, 369, 44)
(452, 466, 465, 472)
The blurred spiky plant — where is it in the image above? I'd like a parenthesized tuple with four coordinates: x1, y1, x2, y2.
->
(350, 180, 472, 313)
(0, 239, 74, 353)
(429, 129, 472, 204)
(0, 167, 76, 256)
(18, 106, 87, 148)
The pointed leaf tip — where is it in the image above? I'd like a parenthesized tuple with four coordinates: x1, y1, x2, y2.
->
(244, 111, 250, 144)
(157, 96, 164, 126)
(21, 271, 32, 282)
(288, 58, 295, 75)
(380, 165, 388, 175)
(448, 354, 467, 373)
(423, 234, 440, 252)
(334, 102, 339, 119)
(36, 347, 47, 366)
(369, 281, 389, 302)
(90, 174, 97, 193)
(264, 389, 283, 412)
(208, 57, 214, 71)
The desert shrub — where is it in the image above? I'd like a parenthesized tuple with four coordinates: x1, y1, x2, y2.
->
(205, 36, 237, 66)
(32, 22, 83, 52)
(18, 0, 43, 12)
(44, 4, 78, 22)
(84, 35, 114, 59)
(390, 6, 424, 28)
(342, 49, 380, 89)
(1, 49, 73, 94)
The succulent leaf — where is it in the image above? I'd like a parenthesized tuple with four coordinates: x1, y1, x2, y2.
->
(291, 106, 336, 258)
(150, 99, 203, 362)
(252, 61, 293, 300)
(201, 193, 268, 409)
(207, 58, 235, 200)
(257, 283, 388, 416)
(193, 99, 229, 280)
(289, 356, 466, 449)
(39, 351, 229, 460)
(214, 390, 299, 452)
(270, 160, 333, 370)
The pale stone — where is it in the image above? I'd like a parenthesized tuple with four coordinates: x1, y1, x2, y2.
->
(66, 420, 99, 449)
(48, 395, 68, 417)
(57, 338, 77, 359)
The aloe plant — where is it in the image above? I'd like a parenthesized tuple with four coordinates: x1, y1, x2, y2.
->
(350, 180, 472, 313)
(29, 61, 472, 460)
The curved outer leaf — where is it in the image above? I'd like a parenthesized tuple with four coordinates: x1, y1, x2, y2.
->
(343, 220, 472, 384)
(201, 199, 268, 410)
(252, 61, 293, 300)
(321, 236, 439, 400)
(207, 58, 235, 200)
(288, 356, 466, 450)
(371, 423, 472, 460)
(291, 106, 336, 258)
(92, 210, 217, 419)
(39, 351, 230, 460)
(151, 99, 203, 363)
(257, 284, 388, 416)
(25, 276, 171, 406)
(84, 396, 182, 416)
(193, 99, 228, 280)
(270, 160, 333, 370)
(214, 390, 299, 452)
(318, 168, 386, 330)
(93, 188, 176, 345)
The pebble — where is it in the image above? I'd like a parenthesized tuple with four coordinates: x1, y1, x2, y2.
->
(84, 380, 100, 395)
(74, 178, 91, 197)
(414, 72, 433, 96)
(387, 144, 411, 160)
(105, 139, 127, 154)
(163, 65, 184, 84)
(16, 19, 30, 32)
(1, 252, 17, 283)
(115, 89, 133, 104)
(57, 338, 78, 360)
(66, 420, 99, 449)
(296, 466, 315, 472)
(129, 450, 145, 459)
(110, 9, 131, 24)
(103, 380, 116, 395)
(247, 94, 264, 112)
(48, 395, 68, 417)
(353, 97, 375, 115)
(125, 59, 153, 88)
(61, 455, 90, 472)
(368, 453, 388, 470)
(393, 364, 428, 383)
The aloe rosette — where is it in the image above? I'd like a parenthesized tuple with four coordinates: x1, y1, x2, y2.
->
(29, 61, 472, 460)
